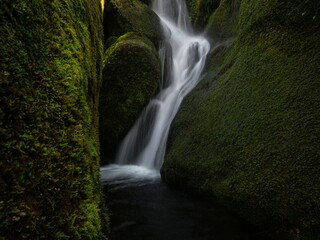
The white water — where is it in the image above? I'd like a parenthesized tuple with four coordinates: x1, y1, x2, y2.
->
(112, 0, 210, 171)
(100, 164, 160, 189)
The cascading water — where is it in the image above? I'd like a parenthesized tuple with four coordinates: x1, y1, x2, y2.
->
(115, 0, 210, 170)
(100, 2, 270, 239)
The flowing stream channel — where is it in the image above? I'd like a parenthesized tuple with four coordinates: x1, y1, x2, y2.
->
(101, 0, 270, 239)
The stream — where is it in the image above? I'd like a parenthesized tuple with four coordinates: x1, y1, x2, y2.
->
(101, 0, 271, 239)
(101, 165, 270, 240)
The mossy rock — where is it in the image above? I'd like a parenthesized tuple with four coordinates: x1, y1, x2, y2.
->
(0, 0, 108, 239)
(103, 0, 163, 46)
(186, 0, 221, 30)
(99, 33, 160, 164)
(163, 0, 320, 239)
(185, 0, 239, 39)
(204, 0, 240, 41)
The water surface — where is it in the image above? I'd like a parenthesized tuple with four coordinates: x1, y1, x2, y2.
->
(101, 165, 270, 240)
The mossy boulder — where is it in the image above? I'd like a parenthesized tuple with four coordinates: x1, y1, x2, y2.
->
(204, 0, 239, 41)
(163, 0, 320, 239)
(99, 33, 160, 164)
(186, 0, 239, 41)
(100, 0, 163, 163)
(103, 0, 163, 46)
(0, 0, 108, 239)
(186, 0, 221, 30)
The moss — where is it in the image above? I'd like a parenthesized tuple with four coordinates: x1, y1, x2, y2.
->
(100, 0, 162, 164)
(204, 0, 240, 41)
(99, 32, 160, 163)
(186, 0, 221, 30)
(186, 0, 239, 40)
(163, 0, 320, 239)
(103, 0, 163, 46)
(0, 0, 108, 239)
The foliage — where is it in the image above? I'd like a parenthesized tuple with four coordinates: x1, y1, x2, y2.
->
(163, 0, 320, 239)
(0, 0, 108, 239)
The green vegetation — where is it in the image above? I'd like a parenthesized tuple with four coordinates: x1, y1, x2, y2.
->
(99, 32, 160, 163)
(164, 0, 320, 239)
(186, 0, 221, 29)
(103, 0, 162, 46)
(186, 0, 239, 38)
(0, 0, 108, 239)
(204, 0, 239, 40)
(100, 0, 162, 163)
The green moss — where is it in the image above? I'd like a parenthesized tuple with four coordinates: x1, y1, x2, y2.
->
(100, 0, 162, 164)
(185, 0, 239, 38)
(103, 0, 163, 46)
(99, 32, 160, 163)
(0, 0, 108, 239)
(204, 0, 239, 40)
(163, 0, 320, 239)
(186, 0, 221, 29)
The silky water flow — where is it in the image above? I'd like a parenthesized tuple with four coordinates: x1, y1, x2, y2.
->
(116, 0, 209, 170)
(100, 1, 270, 239)
(101, 0, 210, 182)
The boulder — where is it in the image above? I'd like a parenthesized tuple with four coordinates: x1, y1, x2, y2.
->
(99, 33, 160, 163)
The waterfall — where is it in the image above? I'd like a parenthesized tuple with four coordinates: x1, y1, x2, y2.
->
(115, 0, 210, 170)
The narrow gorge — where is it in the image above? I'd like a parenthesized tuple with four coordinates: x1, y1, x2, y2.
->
(100, 0, 320, 239)
(1, 0, 319, 239)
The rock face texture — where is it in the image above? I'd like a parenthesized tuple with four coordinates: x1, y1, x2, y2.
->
(99, 0, 162, 163)
(0, 0, 108, 239)
(163, 0, 320, 239)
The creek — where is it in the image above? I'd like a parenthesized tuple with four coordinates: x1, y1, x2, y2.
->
(101, 0, 270, 239)
(100, 165, 269, 240)
(115, 0, 210, 169)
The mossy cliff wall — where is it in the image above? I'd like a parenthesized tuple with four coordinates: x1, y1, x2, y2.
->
(0, 0, 108, 239)
(100, 0, 161, 163)
(164, 0, 320, 239)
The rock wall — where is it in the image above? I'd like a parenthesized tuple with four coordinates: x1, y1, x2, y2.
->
(163, 0, 320, 239)
(0, 0, 108, 239)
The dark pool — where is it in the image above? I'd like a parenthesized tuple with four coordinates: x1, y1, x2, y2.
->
(101, 164, 270, 240)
